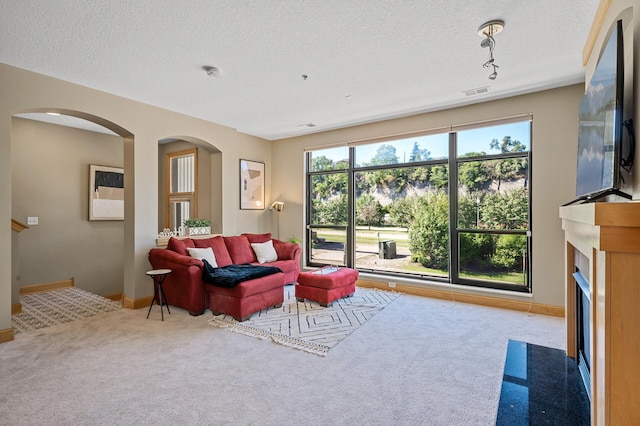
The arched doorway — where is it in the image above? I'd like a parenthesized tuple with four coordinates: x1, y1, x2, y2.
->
(157, 136, 223, 236)
(10, 110, 133, 320)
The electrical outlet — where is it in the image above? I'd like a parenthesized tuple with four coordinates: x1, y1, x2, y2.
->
(388, 282, 396, 288)
(27, 216, 38, 225)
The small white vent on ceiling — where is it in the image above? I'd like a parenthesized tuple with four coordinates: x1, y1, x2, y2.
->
(463, 86, 490, 97)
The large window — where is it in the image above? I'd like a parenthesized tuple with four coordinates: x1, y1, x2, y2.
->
(166, 148, 197, 229)
(306, 117, 532, 292)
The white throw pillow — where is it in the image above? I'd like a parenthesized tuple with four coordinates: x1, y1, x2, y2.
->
(251, 240, 278, 264)
(187, 247, 218, 267)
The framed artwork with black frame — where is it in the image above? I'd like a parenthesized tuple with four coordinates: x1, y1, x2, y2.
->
(239, 159, 265, 210)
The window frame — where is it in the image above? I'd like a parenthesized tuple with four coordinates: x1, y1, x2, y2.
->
(165, 148, 198, 229)
(304, 117, 532, 293)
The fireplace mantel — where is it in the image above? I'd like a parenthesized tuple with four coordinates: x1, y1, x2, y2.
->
(560, 202, 640, 425)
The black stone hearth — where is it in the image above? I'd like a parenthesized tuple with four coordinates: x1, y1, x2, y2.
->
(495, 340, 590, 425)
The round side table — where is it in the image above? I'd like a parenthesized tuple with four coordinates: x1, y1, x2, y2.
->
(146, 269, 172, 321)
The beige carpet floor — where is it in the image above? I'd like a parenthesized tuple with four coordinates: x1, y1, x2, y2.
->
(0, 285, 565, 425)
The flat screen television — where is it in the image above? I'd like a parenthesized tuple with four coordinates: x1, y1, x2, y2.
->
(572, 19, 630, 204)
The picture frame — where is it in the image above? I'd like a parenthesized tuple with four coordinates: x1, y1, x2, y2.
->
(89, 164, 124, 220)
(239, 159, 265, 210)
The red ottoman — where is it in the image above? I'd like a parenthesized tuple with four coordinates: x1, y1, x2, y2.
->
(205, 272, 285, 322)
(296, 267, 359, 307)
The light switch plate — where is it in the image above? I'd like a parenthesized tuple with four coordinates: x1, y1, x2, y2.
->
(27, 216, 38, 225)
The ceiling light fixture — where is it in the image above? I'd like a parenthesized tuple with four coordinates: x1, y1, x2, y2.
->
(478, 20, 504, 80)
(202, 65, 221, 77)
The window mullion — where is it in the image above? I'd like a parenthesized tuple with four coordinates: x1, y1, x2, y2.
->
(346, 146, 355, 268)
(449, 132, 459, 284)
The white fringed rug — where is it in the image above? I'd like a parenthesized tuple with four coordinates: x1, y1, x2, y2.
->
(209, 285, 400, 356)
(12, 287, 122, 334)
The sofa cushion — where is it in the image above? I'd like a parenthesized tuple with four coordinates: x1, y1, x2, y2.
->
(243, 233, 272, 243)
(251, 240, 278, 264)
(224, 235, 257, 264)
(167, 237, 195, 256)
(262, 259, 298, 275)
(272, 239, 298, 260)
(193, 236, 233, 267)
(187, 247, 218, 267)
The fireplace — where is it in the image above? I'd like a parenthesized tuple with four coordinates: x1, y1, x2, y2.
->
(572, 250, 591, 399)
(561, 202, 640, 424)
(572, 259, 591, 399)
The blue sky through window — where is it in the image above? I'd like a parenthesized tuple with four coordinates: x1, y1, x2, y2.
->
(311, 120, 530, 166)
(457, 121, 530, 157)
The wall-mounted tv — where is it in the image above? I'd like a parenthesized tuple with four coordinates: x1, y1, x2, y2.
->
(571, 20, 630, 204)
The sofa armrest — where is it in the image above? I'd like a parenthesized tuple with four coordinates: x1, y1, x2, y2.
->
(272, 240, 301, 262)
(149, 248, 204, 270)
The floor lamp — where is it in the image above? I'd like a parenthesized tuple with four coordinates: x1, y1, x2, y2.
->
(270, 201, 284, 239)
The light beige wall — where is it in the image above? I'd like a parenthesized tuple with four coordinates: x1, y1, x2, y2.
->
(210, 152, 223, 235)
(11, 118, 124, 300)
(0, 63, 272, 332)
(272, 84, 584, 307)
(585, 2, 638, 199)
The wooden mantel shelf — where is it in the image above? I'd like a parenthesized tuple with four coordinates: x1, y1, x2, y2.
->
(11, 219, 29, 233)
(560, 202, 640, 252)
(560, 201, 640, 227)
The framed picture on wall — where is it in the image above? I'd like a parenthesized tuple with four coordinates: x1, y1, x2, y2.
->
(239, 159, 265, 210)
(89, 164, 124, 220)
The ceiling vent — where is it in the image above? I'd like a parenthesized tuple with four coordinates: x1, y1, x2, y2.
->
(298, 123, 316, 128)
(463, 86, 490, 97)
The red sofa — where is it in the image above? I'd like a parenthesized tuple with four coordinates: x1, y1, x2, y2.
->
(148, 233, 300, 319)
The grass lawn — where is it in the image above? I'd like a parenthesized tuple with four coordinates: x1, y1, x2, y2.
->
(317, 227, 410, 246)
(314, 227, 526, 286)
(459, 270, 527, 286)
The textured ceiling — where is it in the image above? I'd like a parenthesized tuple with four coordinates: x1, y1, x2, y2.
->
(1, 1, 599, 140)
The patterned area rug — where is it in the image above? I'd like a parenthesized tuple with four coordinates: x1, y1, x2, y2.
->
(209, 286, 400, 356)
(12, 287, 122, 334)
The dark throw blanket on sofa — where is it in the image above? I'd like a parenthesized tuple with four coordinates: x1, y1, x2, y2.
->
(202, 260, 282, 288)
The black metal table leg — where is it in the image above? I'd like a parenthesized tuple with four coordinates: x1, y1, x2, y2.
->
(156, 277, 171, 315)
(146, 269, 172, 321)
(146, 281, 159, 319)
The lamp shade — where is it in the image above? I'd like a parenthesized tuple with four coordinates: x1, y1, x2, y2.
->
(270, 201, 284, 212)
